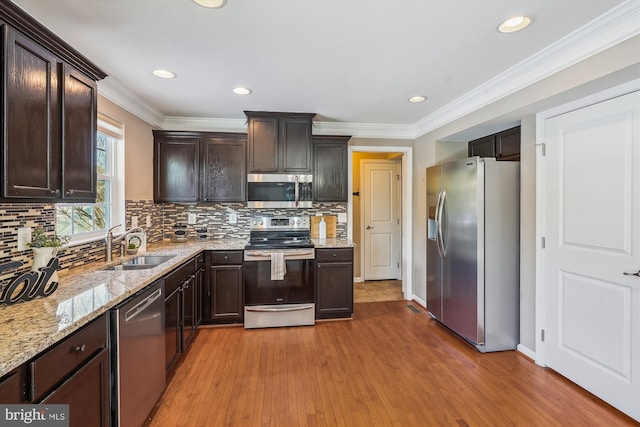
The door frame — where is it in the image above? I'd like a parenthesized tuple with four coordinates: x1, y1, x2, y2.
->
(348, 146, 413, 301)
(534, 78, 640, 367)
(360, 158, 402, 281)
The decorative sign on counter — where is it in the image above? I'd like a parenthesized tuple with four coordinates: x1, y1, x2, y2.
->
(0, 258, 62, 305)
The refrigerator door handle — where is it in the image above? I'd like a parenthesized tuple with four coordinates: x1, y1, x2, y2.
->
(435, 190, 444, 257)
(437, 190, 447, 257)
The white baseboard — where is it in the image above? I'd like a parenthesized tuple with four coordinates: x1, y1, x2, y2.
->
(412, 295, 427, 308)
(354, 276, 363, 283)
(517, 344, 536, 361)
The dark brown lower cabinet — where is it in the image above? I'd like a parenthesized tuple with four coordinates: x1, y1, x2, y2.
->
(26, 314, 109, 426)
(164, 256, 200, 375)
(0, 366, 26, 403)
(40, 349, 109, 427)
(164, 286, 181, 373)
(315, 248, 354, 319)
(203, 251, 244, 324)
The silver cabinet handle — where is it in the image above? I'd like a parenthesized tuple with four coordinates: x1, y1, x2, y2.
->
(623, 269, 640, 277)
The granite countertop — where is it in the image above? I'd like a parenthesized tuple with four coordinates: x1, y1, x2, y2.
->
(311, 238, 355, 248)
(0, 236, 354, 377)
(0, 238, 247, 377)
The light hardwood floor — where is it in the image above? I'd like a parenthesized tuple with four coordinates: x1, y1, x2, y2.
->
(147, 302, 636, 426)
(354, 280, 403, 302)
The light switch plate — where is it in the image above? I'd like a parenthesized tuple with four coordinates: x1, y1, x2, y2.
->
(146, 215, 151, 227)
(17, 227, 32, 251)
(131, 216, 138, 227)
(187, 213, 197, 224)
(228, 211, 237, 224)
(337, 213, 347, 223)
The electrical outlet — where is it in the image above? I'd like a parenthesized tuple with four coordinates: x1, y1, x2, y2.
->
(131, 216, 138, 227)
(337, 213, 347, 223)
(146, 215, 151, 227)
(17, 227, 32, 251)
(228, 211, 237, 224)
(187, 213, 197, 225)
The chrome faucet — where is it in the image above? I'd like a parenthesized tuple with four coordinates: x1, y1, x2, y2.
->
(104, 225, 144, 262)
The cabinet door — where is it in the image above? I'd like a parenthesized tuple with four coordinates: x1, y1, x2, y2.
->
(247, 116, 278, 172)
(40, 349, 109, 427)
(182, 276, 196, 350)
(195, 266, 203, 327)
(0, 367, 26, 403)
(495, 126, 521, 161)
(208, 265, 243, 323)
(468, 135, 495, 158)
(280, 116, 312, 172)
(315, 261, 354, 319)
(164, 288, 181, 373)
(154, 139, 199, 202)
(62, 64, 97, 201)
(3, 26, 61, 198)
(313, 137, 349, 202)
(201, 137, 246, 202)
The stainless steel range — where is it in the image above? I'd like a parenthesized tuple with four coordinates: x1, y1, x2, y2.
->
(244, 216, 315, 329)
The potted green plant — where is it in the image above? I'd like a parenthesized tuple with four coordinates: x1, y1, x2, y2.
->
(28, 228, 69, 281)
(126, 235, 141, 255)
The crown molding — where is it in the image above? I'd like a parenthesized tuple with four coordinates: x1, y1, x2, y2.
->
(97, 0, 640, 140)
(162, 116, 248, 132)
(412, 0, 640, 139)
(311, 121, 414, 139)
(97, 77, 165, 128)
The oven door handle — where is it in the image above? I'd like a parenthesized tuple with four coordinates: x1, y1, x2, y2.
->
(244, 250, 315, 259)
(245, 304, 314, 313)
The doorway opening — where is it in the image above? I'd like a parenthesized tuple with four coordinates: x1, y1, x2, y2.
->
(348, 146, 413, 302)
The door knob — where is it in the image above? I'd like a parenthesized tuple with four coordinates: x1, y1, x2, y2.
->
(623, 269, 640, 277)
(366, 225, 374, 230)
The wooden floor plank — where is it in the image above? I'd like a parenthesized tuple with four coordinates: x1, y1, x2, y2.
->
(148, 301, 638, 426)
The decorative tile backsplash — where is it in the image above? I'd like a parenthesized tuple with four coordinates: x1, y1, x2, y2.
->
(0, 200, 348, 282)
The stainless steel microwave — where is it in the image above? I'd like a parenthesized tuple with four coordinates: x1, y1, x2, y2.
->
(247, 174, 312, 208)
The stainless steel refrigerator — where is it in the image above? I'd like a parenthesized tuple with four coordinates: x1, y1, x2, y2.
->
(426, 157, 519, 352)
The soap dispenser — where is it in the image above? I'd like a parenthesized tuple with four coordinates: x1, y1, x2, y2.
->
(319, 217, 327, 240)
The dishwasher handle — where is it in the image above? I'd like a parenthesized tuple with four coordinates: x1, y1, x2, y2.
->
(125, 288, 162, 322)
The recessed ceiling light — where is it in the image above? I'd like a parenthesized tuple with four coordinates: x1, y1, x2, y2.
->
(408, 96, 427, 103)
(233, 87, 252, 95)
(152, 69, 176, 79)
(193, 0, 227, 8)
(498, 16, 532, 33)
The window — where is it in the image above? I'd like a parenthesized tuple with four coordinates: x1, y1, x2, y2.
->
(56, 114, 124, 243)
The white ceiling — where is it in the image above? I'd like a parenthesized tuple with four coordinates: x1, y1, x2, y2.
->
(11, 0, 637, 137)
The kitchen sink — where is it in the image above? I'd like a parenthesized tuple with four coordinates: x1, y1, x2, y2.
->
(104, 255, 176, 271)
(120, 255, 175, 266)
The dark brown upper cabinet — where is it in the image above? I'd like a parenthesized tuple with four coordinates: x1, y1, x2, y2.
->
(153, 131, 247, 203)
(62, 65, 98, 200)
(313, 135, 350, 202)
(0, 2, 106, 202)
(245, 111, 315, 173)
(153, 136, 200, 203)
(201, 135, 246, 202)
(468, 126, 520, 161)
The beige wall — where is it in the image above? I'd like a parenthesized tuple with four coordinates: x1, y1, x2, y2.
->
(412, 35, 640, 353)
(97, 96, 156, 200)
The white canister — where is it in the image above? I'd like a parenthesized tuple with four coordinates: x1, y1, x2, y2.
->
(319, 217, 327, 240)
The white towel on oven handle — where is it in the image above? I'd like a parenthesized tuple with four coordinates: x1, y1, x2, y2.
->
(270, 252, 286, 280)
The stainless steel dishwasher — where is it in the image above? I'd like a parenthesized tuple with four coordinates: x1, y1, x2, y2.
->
(111, 279, 165, 427)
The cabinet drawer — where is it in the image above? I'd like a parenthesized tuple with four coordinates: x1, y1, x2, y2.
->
(166, 258, 196, 294)
(30, 315, 107, 402)
(208, 251, 243, 265)
(315, 248, 353, 262)
(0, 366, 26, 403)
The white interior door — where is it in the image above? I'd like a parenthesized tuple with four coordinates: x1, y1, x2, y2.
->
(543, 90, 640, 421)
(362, 159, 401, 281)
